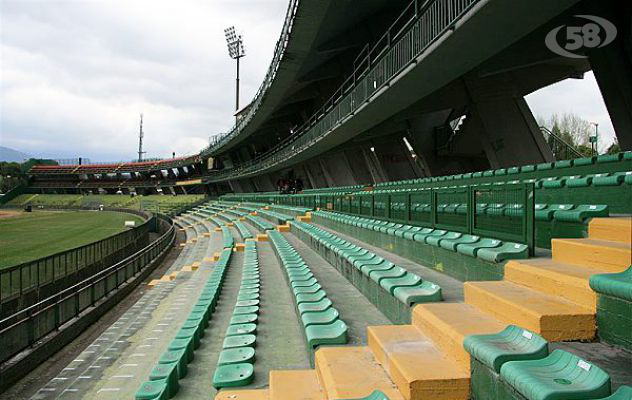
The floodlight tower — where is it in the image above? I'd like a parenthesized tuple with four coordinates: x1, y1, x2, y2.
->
(138, 113, 146, 162)
(224, 26, 246, 119)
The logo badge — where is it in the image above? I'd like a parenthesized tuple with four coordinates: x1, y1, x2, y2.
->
(545, 15, 617, 58)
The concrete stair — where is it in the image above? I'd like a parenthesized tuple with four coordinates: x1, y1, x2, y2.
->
(314, 346, 404, 400)
(504, 259, 598, 311)
(588, 217, 632, 244)
(464, 281, 594, 341)
(552, 238, 631, 272)
(269, 370, 325, 400)
(367, 325, 469, 400)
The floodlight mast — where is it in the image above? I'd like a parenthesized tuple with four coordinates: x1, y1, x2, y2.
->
(224, 26, 246, 120)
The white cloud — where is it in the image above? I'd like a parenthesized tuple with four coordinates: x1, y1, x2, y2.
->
(0, 0, 287, 161)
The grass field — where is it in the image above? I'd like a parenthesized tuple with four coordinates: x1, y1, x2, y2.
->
(0, 210, 145, 269)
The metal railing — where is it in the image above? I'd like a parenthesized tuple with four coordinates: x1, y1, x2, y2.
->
(224, 182, 535, 249)
(0, 210, 152, 313)
(201, 0, 300, 156)
(540, 126, 584, 160)
(0, 214, 175, 365)
(204, 0, 480, 181)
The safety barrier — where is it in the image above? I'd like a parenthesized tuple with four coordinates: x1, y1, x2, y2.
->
(0, 214, 175, 365)
(0, 210, 153, 317)
(225, 183, 535, 250)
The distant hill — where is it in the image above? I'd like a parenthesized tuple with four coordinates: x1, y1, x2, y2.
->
(0, 146, 31, 163)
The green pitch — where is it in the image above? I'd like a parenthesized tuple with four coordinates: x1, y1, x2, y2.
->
(0, 210, 145, 269)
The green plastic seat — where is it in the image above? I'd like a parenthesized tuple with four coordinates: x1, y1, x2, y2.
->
(589, 267, 632, 301)
(293, 283, 323, 295)
(439, 234, 481, 252)
(414, 229, 447, 244)
(230, 313, 258, 325)
(590, 386, 632, 399)
(223, 334, 256, 349)
(393, 281, 442, 305)
(233, 305, 259, 315)
(427, 231, 461, 247)
(149, 362, 179, 398)
(226, 323, 257, 336)
(296, 290, 327, 304)
(554, 205, 609, 222)
(456, 238, 502, 257)
(463, 325, 548, 373)
(477, 242, 528, 263)
(212, 363, 255, 388)
(500, 350, 611, 400)
(368, 265, 406, 284)
(298, 298, 333, 314)
(168, 337, 194, 362)
(291, 277, 319, 288)
(238, 293, 260, 301)
(380, 272, 422, 293)
(159, 350, 187, 379)
(217, 347, 256, 366)
(344, 390, 390, 400)
(305, 319, 348, 348)
(301, 307, 340, 327)
(135, 380, 168, 400)
(236, 299, 259, 307)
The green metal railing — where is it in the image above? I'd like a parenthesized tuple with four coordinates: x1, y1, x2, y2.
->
(205, 0, 480, 182)
(223, 182, 535, 250)
(0, 214, 175, 365)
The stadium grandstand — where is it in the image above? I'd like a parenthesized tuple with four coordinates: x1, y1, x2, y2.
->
(1, 0, 631, 399)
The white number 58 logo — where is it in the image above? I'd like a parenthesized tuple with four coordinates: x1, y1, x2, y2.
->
(545, 15, 617, 58)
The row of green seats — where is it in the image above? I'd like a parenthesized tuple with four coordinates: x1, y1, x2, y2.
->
(312, 211, 529, 263)
(222, 226, 234, 249)
(135, 248, 234, 400)
(202, 206, 254, 241)
(267, 230, 348, 351)
(245, 214, 276, 231)
(269, 204, 312, 214)
(213, 241, 260, 388)
(464, 324, 629, 399)
(375, 151, 632, 188)
(256, 208, 294, 225)
(290, 221, 442, 312)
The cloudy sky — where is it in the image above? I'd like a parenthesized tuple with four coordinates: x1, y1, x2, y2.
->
(0, 0, 618, 162)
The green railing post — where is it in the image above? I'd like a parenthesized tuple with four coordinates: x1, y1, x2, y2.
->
(525, 183, 535, 256)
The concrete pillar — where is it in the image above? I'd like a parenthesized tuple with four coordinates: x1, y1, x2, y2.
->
(342, 148, 373, 185)
(361, 147, 388, 184)
(319, 151, 356, 187)
(371, 135, 423, 182)
(252, 173, 275, 192)
(464, 74, 553, 167)
(302, 161, 328, 189)
(587, 1, 632, 150)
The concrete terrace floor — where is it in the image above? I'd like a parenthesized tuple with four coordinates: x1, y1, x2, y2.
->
(29, 214, 219, 399)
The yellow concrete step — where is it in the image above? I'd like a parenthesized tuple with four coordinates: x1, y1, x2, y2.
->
(367, 325, 469, 400)
(504, 259, 597, 311)
(269, 370, 325, 400)
(315, 346, 404, 400)
(411, 303, 504, 372)
(588, 217, 632, 244)
(216, 389, 269, 400)
(552, 238, 631, 272)
(464, 281, 595, 341)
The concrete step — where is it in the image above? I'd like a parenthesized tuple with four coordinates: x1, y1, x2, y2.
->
(552, 238, 631, 272)
(269, 370, 325, 400)
(464, 281, 595, 341)
(315, 346, 404, 400)
(367, 325, 469, 400)
(504, 259, 597, 311)
(411, 303, 505, 372)
(588, 217, 632, 244)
